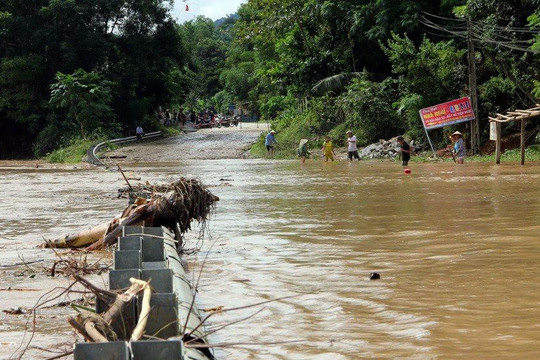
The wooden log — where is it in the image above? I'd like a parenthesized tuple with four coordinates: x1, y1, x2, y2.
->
(44, 222, 112, 248)
(68, 276, 149, 342)
(496, 122, 502, 165)
(521, 119, 526, 165)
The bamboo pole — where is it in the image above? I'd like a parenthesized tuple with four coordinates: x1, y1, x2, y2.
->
(520, 119, 526, 165)
(495, 122, 502, 164)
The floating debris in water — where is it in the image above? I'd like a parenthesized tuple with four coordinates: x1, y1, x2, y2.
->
(369, 272, 380, 280)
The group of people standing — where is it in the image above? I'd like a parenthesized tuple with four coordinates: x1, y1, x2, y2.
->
(158, 108, 188, 126)
(397, 131, 466, 166)
(265, 129, 467, 165)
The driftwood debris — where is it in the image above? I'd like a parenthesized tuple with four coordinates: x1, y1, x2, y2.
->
(68, 275, 149, 343)
(44, 178, 218, 250)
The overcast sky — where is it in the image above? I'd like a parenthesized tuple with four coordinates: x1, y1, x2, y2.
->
(172, 0, 247, 23)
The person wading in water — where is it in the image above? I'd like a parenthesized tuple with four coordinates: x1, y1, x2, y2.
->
(346, 131, 360, 161)
(265, 130, 277, 158)
(449, 131, 466, 164)
(397, 136, 411, 166)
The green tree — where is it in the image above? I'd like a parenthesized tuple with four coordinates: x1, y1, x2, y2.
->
(383, 34, 467, 141)
(178, 16, 230, 109)
(0, 0, 187, 158)
(49, 69, 113, 140)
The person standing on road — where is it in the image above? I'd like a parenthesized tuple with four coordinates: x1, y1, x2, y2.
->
(265, 130, 277, 158)
(346, 131, 360, 161)
(397, 136, 411, 166)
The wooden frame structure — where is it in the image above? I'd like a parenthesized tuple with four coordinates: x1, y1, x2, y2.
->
(488, 105, 540, 165)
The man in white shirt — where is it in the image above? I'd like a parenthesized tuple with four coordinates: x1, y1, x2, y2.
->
(136, 125, 144, 140)
(346, 131, 360, 161)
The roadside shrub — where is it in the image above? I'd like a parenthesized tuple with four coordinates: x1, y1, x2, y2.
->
(33, 123, 65, 158)
(336, 77, 405, 146)
(259, 94, 297, 120)
(251, 110, 318, 159)
(46, 138, 94, 163)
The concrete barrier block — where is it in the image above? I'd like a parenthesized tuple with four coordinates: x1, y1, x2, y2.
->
(142, 261, 167, 269)
(137, 293, 179, 339)
(113, 297, 138, 340)
(118, 236, 142, 251)
(114, 250, 141, 270)
(109, 269, 140, 290)
(142, 237, 165, 262)
(123, 226, 143, 236)
(143, 227, 164, 237)
(74, 342, 129, 360)
(141, 269, 173, 293)
(131, 339, 183, 360)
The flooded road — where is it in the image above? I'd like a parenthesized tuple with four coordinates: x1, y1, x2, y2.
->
(1, 147, 539, 358)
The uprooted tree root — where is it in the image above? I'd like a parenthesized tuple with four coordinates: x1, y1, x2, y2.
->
(43, 178, 219, 250)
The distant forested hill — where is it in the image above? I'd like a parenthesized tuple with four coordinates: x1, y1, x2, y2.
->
(215, 13, 239, 27)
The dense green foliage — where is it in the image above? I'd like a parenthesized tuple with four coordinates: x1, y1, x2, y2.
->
(0, 0, 187, 158)
(49, 69, 114, 140)
(1, 0, 539, 160)
(210, 0, 540, 156)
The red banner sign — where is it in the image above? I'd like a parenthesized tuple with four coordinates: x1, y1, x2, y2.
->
(419, 97, 475, 130)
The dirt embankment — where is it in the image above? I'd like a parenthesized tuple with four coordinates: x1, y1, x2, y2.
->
(104, 123, 265, 163)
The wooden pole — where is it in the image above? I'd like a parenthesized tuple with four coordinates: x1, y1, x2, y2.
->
(495, 122, 501, 164)
(520, 119, 526, 165)
(467, 20, 480, 154)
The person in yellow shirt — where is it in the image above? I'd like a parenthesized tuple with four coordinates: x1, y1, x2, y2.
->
(322, 136, 335, 161)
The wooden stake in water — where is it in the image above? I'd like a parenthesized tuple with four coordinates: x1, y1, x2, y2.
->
(117, 163, 133, 191)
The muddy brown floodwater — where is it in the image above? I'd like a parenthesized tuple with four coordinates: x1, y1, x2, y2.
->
(1, 127, 539, 359)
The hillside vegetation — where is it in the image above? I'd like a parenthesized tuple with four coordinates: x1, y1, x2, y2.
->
(1, 1, 539, 159)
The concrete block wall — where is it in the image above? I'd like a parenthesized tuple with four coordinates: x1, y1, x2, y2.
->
(74, 226, 212, 360)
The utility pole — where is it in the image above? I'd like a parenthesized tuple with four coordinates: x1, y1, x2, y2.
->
(467, 20, 480, 154)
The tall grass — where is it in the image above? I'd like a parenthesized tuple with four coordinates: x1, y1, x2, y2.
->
(46, 139, 95, 163)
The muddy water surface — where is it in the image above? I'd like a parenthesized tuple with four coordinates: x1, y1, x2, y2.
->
(1, 159, 539, 359)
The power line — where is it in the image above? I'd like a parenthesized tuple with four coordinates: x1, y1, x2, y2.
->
(419, 13, 539, 54)
(422, 11, 540, 34)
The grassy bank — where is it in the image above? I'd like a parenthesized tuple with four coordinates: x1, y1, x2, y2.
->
(44, 126, 182, 164)
(410, 146, 540, 163)
(46, 139, 95, 163)
(251, 113, 318, 159)
(45, 138, 122, 163)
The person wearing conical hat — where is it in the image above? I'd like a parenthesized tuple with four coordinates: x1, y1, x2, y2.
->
(265, 130, 277, 158)
(449, 131, 466, 164)
(297, 138, 310, 164)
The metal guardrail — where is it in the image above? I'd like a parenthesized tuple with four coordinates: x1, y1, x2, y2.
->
(86, 131, 162, 166)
